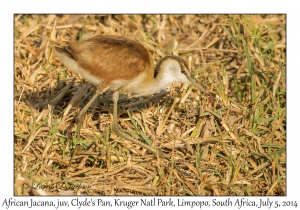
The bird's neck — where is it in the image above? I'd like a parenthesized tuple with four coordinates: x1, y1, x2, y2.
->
(133, 57, 189, 96)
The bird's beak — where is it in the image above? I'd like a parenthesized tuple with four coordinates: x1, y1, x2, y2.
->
(182, 65, 206, 93)
(189, 74, 206, 92)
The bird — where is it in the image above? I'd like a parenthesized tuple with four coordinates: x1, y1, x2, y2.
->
(54, 35, 206, 158)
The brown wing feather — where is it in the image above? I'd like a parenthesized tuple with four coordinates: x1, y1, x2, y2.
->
(67, 35, 153, 83)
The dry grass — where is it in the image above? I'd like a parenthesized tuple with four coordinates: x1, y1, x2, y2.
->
(14, 14, 286, 196)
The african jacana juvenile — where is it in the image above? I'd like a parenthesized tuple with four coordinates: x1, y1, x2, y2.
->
(55, 35, 206, 157)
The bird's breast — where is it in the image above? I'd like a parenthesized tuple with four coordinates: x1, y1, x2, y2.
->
(110, 72, 151, 94)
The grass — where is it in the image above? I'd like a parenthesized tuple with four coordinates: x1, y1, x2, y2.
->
(14, 14, 286, 195)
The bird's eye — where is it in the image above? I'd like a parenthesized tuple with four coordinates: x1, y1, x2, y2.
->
(180, 64, 188, 76)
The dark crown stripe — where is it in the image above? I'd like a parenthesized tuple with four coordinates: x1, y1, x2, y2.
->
(153, 55, 189, 78)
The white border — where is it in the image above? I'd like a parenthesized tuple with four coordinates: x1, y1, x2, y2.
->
(3, 0, 298, 209)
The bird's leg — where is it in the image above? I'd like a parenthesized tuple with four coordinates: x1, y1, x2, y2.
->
(63, 144, 81, 175)
(76, 90, 101, 142)
(112, 91, 164, 158)
(65, 86, 104, 173)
